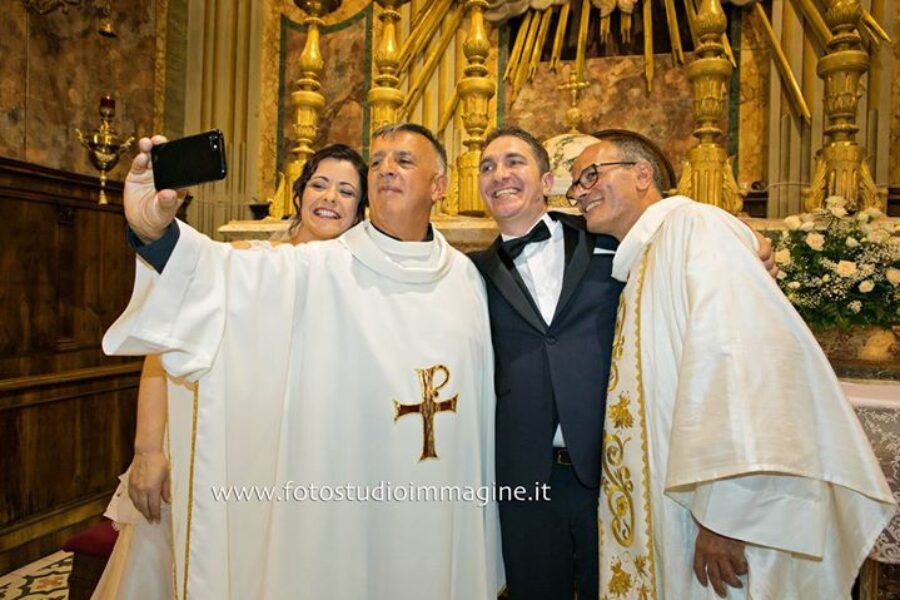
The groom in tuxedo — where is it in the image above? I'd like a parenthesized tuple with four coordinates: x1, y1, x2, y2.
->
(470, 126, 622, 600)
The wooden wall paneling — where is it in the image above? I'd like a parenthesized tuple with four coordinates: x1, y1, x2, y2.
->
(0, 157, 143, 573)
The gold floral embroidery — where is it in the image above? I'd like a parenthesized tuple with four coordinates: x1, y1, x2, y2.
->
(634, 554, 647, 578)
(609, 392, 634, 430)
(608, 560, 634, 596)
(602, 433, 635, 547)
(598, 249, 658, 599)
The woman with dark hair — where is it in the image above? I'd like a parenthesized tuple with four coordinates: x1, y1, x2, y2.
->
(93, 144, 368, 600)
(288, 143, 368, 243)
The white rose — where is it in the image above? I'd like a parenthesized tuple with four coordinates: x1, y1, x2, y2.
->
(787, 281, 801, 290)
(776, 270, 787, 280)
(825, 195, 847, 209)
(863, 207, 883, 219)
(783, 215, 802, 230)
(774, 248, 792, 265)
(800, 221, 816, 232)
(848, 300, 862, 313)
(845, 236, 859, 248)
(856, 211, 871, 223)
(858, 280, 875, 293)
(829, 206, 848, 218)
(805, 232, 825, 251)
(887, 268, 900, 286)
(835, 260, 857, 277)
(866, 228, 890, 244)
(800, 213, 816, 223)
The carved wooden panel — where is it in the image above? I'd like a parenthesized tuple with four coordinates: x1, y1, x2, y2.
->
(0, 158, 141, 573)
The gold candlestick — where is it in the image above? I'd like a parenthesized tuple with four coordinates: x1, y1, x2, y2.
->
(277, 0, 342, 219)
(368, 0, 410, 133)
(76, 96, 134, 205)
(802, 0, 885, 212)
(456, 0, 495, 215)
(676, 0, 742, 212)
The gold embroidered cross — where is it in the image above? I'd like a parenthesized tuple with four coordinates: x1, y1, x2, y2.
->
(393, 364, 458, 461)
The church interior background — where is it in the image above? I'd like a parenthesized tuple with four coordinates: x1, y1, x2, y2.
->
(1, 0, 898, 597)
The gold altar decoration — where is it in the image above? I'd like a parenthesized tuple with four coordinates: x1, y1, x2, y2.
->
(96, 0, 116, 37)
(368, 0, 410, 134)
(802, 0, 886, 213)
(76, 95, 134, 205)
(456, 0, 496, 215)
(275, 0, 342, 220)
(402, 4, 465, 119)
(751, 2, 811, 124)
(676, 0, 742, 212)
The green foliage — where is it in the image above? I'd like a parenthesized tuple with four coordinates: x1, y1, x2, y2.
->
(770, 198, 900, 330)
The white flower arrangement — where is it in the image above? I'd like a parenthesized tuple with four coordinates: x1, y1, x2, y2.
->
(771, 196, 899, 329)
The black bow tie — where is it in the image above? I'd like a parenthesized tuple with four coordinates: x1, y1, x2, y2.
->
(501, 220, 551, 260)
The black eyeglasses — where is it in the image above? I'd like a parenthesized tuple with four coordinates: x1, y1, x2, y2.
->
(565, 161, 637, 206)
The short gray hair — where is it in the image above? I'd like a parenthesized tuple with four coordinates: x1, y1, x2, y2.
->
(600, 134, 665, 193)
(372, 123, 447, 174)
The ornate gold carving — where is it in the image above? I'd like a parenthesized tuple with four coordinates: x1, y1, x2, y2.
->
(803, 0, 887, 212)
(402, 4, 464, 118)
(643, 0, 654, 92)
(663, 0, 685, 64)
(549, 1, 571, 72)
(398, 0, 451, 77)
(456, 0, 496, 215)
(278, 0, 342, 219)
(368, 0, 410, 133)
(676, 0, 743, 212)
(393, 364, 459, 461)
(574, 0, 592, 80)
(751, 2, 812, 124)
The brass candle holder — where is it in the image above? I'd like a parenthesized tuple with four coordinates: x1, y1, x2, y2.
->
(76, 96, 134, 205)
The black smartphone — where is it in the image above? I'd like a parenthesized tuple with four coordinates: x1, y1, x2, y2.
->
(151, 129, 227, 191)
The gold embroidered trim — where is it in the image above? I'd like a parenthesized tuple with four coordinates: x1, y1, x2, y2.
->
(633, 247, 658, 596)
(602, 433, 636, 546)
(180, 381, 200, 600)
(165, 379, 178, 599)
(608, 298, 626, 391)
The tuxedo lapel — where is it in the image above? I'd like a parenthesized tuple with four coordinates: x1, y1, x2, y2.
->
(479, 238, 548, 334)
(552, 217, 595, 324)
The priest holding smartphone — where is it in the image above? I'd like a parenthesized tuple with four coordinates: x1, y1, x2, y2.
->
(103, 126, 504, 600)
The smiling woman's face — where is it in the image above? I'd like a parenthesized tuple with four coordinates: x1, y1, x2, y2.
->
(297, 158, 362, 242)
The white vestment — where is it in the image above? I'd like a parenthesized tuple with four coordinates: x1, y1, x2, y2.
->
(597, 196, 895, 600)
(102, 220, 503, 599)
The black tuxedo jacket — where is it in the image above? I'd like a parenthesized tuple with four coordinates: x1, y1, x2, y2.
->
(470, 212, 623, 489)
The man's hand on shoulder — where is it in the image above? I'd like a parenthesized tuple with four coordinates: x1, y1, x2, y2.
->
(126, 136, 187, 244)
(693, 522, 748, 598)
(753, 230, 778, 278)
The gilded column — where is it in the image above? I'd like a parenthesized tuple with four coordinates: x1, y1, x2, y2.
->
(802, 0, 885, 212)
(676, 0, 742, 213)
(277, 0, 342, 219)
(456, 0, 496, 215)
(369, 0, 410, 132)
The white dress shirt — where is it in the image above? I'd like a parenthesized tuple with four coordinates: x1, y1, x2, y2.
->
(501, 212, 567, 447)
